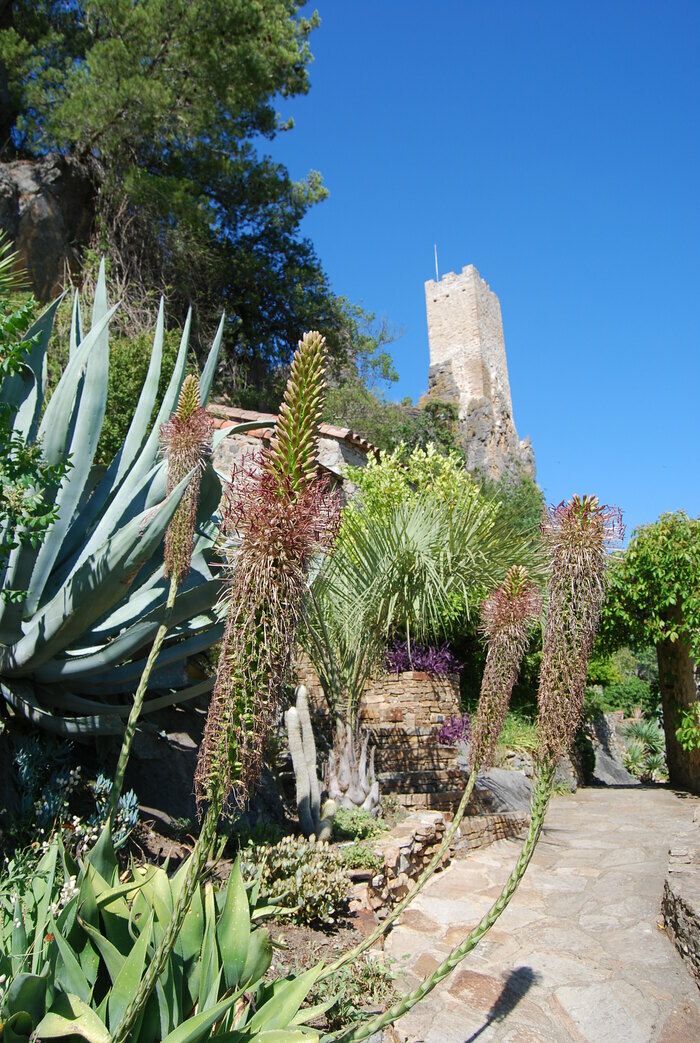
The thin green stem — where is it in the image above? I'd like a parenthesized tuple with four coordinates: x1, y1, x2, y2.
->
(106, 574, 179, 825)
(112, 799, 220, 1043)
(319, 765, 478, 981)
(324, 760, 555, 1043)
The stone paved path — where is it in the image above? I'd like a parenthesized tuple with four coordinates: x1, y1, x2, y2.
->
(385, 787, 700, 1042)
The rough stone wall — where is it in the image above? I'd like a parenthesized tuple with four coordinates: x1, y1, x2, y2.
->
(424, 264, 534, 481)
(662, 807, 700, 985)
(298, 658, 465, 810)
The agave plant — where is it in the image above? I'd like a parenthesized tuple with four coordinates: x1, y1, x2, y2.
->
(0, 833, 325, 1041)
(0, 265, 267, 734)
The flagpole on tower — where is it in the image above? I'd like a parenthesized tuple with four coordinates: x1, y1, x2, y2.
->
(434, 243, 439, 282)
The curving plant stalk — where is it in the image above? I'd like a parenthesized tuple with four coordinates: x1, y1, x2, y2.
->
(323, 496, 618, 1039)
(106, 374, 213, 822)
(320, 565, 540, 980)
(113, 331, 338, 1043)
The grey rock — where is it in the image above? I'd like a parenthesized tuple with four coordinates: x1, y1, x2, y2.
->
(588, 713, 639, 787)
(0, 154, 95, 300)
(474, 767, 532, 813)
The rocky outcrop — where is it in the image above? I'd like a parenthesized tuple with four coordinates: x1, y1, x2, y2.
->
(0, 154, 95, 299)
(587, 712, 639, 786)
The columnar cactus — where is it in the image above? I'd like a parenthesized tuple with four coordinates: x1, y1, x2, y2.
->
(285, 684, 336, 840)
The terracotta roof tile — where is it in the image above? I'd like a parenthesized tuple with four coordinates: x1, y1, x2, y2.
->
(207, 403, 380, 458)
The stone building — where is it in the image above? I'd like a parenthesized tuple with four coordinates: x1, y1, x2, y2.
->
(424, 264, 535, 480)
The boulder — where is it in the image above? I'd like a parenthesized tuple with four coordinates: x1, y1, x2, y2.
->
(474, 767, 532, 813)
(587, 713, 639, 786)
(0, 154, 95, 299)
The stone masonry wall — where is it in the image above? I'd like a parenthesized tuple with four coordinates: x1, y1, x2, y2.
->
(297, 658, 464, 811)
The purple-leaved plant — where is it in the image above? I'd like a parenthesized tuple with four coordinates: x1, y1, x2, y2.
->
(385, 640, 461, 676)
(436, 713, 472, 747)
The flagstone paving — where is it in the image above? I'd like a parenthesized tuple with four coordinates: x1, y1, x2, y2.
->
(385, 786, 700, 1042)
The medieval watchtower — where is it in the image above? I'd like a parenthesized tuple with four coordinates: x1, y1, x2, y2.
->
(424, 264, 534, 480)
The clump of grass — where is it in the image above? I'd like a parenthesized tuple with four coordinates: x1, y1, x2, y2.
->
(334, 806, 387, 841)
(496, 710, 540, 752)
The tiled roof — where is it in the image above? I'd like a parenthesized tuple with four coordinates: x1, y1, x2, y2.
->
(207, 403, 380, 459)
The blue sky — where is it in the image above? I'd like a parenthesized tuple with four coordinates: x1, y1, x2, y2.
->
(265, 1, 699, 538)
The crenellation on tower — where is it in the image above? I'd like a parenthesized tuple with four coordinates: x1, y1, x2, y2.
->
(424, 264, 534, 481)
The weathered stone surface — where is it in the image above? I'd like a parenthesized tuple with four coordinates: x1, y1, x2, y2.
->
(423, 265, 534, 481)
(587, 712, 639, 786)
(474, 768, 532, 814)
(662, 819, 700, 984)
(386, 787, 700, 1042)
(0, 155, 95, 299)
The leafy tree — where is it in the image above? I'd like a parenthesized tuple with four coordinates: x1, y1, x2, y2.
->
(480, 473, 545, 540)
(0, 1, 386, 399)
(600, 512, 700, 793)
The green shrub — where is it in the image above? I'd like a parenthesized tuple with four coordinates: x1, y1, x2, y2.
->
(305, 952, 398, 1031)
(624, 720, 667, 782)
(334, 807, 387, 842)
(242, 836, 349, 926)
(339, 841, 384, 873)
(497, 711, 540, 752)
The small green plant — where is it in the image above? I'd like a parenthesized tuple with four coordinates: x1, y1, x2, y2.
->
(334, 807, 387, 842)
(496, 711, 540, 752)
(339, 841, 384, 873)
(242, 835, 349, 926)
(624, 719, 667, 781)
(306, 952, 398, 1031)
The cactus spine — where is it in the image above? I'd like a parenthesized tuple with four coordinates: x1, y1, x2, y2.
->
(286, 684, 336, 840)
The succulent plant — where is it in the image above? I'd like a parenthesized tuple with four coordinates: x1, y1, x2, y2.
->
(0, 265, 267, 734)
(285, 684, 336, 840)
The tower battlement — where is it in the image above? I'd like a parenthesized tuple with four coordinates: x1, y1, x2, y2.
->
(424, 264, 534, 480)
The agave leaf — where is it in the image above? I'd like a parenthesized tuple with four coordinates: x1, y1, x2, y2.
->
(69, 291, 83, 358)
(39, 677, 214, 720)
(2, 470, 195, 674)
(34, 578, 221, 681)
(106, 911, 153, 1031)
(49, 918, 92, 1003)
(240, 928, 273, 989)
(77, 917, 125, 985)
(6, 972, 48, 1027)
(196, 883, 219, 1013)
(30, 841, 58, 974)
(0, 680, 127, 735)
(35, 992, 111, 1043)
(217, 856, 250, 990)
(244, 965, 323, 1033)
(159, 989, 246, 1043)
(37, 304, 117, 467)
(114, 297, 165, 486)
(0, 296, 62, 440)
(199, 311, 225, 404)
(25, 285, 110, 615)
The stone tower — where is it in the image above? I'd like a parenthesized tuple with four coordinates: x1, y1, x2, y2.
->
(424, 264, 534, 480)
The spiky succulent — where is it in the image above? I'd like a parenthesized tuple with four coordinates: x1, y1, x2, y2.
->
(471, 565, 541, 767)
(196, 330, 338, 810)
(0, 265, 264, 734)
(537, 495, 623, 760)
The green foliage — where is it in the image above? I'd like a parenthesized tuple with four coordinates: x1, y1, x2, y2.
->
(600, 512, 700, 660)
(333, 808, 387, 843)
(339, 842, 384, 874)
(0, 832, 321, 1040)
(0, 269, 254, 734)
(345, 443, 481, 521)
(480, 473, 545, 540)
(0, 2, 387, 400)
(324, 377, 461, 456)
(586, 646, 660, 718)
(496, 711, 540, 753)
(242, 836, 349, 926)
(304, 952, 398, 1031)
(623, 719, 667, 781)
(676, 704, 700, 752)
